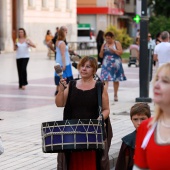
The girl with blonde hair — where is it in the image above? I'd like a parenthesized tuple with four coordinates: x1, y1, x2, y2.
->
(133, 63, 170, 170)
(54, 26, 73, 95)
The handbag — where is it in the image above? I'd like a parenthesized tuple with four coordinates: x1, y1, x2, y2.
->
(96, 81, 113, 170)
(96, 81, 106, 140)
(41, 81, 105, 153)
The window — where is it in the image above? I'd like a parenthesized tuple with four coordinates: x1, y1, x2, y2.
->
(66, 0, 71, 9)
(28, 0, 34, 7)
(42, 0, 47, 8)
(78, 30, 90, 37)
(55, 0, 59, 9)
(134, 0, 136, 5)
(126, 0, 130, 4)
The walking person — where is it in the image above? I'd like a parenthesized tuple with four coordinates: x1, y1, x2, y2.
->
(96, 30, 104, 65)
(99, 31, 126, 101)
(54, 27, 59, 38)
(153, 31, 170, 67)
(45, 30, 53, 44)
(133, 63, 170, 170)
(47, 27, 59, 60)
(155, 32, 162, 45)
(45, 30, 54, 59)
(56, 56, 113, 170)
(14, 28, 36, 90)
(54, 26, 73, 95)
(151, 32, 162, 67)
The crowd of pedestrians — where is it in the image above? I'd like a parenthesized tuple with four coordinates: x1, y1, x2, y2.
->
(1, 26, 170, 170)
(53, 28, 170, 169)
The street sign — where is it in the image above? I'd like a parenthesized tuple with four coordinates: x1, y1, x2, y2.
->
(133, 15, 141, 24)
(78, 23, 91, 28)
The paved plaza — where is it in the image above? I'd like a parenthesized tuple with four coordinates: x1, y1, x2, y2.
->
(0, 51, 154, 169)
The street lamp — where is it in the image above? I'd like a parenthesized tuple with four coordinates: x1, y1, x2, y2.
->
(135, 0, 152, 103)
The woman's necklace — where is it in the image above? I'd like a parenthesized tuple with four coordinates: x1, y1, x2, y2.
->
(160, 119, 170, 128)
(157, 121, 170, 143)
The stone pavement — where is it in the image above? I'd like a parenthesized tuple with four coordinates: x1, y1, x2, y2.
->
(0, 51, 155, 170)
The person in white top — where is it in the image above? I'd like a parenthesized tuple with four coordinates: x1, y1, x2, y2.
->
(147, 33, 155, 50)
(153, 31, 170, 67)
(14, 28, 36, 90)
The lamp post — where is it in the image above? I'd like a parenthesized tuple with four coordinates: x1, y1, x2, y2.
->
(135, 0, 152, 102)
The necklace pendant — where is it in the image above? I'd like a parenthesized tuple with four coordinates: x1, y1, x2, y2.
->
(161, 120, 170, 128)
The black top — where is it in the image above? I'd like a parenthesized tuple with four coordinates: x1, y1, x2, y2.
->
(122, 130, 136, 149)
(96, 37, 104, 47)
(60, 80, 113, 170)
(64, 80, 99, 120)
(115, 130, 136, 170)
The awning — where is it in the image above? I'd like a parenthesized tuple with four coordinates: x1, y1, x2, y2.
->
(77, 7, 124, 15)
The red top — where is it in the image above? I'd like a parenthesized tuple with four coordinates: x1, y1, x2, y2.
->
(134, 118, 170, 170)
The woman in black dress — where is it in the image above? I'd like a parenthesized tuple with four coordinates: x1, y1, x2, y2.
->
(55, 56, 113, 170)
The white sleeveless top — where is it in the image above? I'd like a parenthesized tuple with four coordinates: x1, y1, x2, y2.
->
(16, 42, 30, 59)
(56, 41, 71, 66)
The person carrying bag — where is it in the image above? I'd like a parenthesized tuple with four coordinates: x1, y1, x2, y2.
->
(56, 56, 113, 170)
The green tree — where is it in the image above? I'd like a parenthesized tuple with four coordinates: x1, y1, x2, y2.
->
(148, 0, 170, 17)
(105, 25, 132, 49)
(149, 15, 170, 38)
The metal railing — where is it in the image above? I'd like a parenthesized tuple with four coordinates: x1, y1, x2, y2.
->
(68, 41, 97, 57)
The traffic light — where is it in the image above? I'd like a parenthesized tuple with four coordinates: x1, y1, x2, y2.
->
(133, 14, 141, 24)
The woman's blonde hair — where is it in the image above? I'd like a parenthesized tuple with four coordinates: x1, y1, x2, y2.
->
(57, 27, 66, 41)
(151, 63, 170, 125)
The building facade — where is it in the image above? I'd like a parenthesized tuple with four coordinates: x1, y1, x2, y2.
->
(77, 0, 139, 37)
(0, 0, 77, 52)
(124, 0, 139, 37)
(77, 0, 125, 34)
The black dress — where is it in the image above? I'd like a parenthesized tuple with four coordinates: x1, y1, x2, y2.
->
(97, 37, 104, 64)
(57, 80, 113, 170)
(64, 80, 100, 170)
(64, 80, 98, 120)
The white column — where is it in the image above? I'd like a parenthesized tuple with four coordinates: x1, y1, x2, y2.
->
(17, 0, 24, 29)
(0, 0, 7, 51)
(0, 0, 14, 52)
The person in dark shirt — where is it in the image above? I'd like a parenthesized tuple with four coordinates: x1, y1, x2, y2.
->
(96, 30, 104, 65)
(115, 103, 151, 170)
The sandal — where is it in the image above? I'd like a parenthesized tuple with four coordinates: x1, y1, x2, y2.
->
(114, 96, 118, 102)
